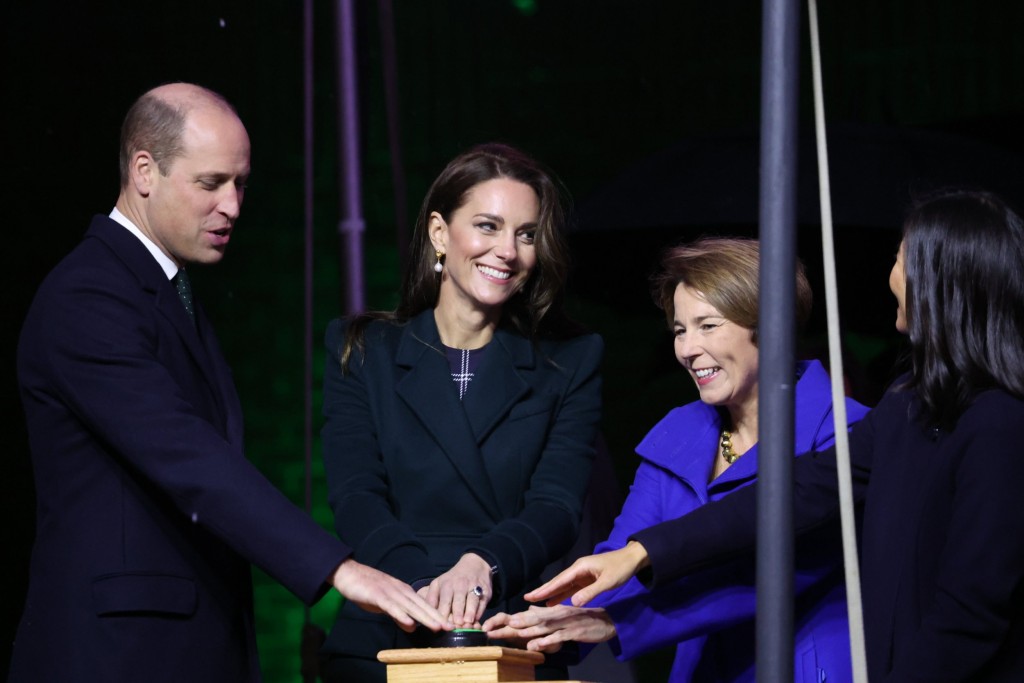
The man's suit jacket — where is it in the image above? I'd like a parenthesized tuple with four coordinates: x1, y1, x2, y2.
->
(320, 311, 603, 658)
(632, 380, 1024, 682)
(11, 215, 349, 682)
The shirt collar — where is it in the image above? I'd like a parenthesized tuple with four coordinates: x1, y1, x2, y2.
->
(109, 207, 178, 280)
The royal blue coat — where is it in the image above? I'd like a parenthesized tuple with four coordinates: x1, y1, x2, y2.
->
(591, 360, 869, 682)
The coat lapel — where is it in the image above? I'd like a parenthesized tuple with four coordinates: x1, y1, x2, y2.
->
(394, 313, 502, 520)
(638, 362, 837, 496)
(89, 216, 234, 437)
(195, 304, 244, 448)
(153, 273, 235, 436)
(638, 401, 720, 492)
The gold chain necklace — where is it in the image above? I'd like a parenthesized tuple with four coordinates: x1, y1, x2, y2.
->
(720, 430, 740, 464)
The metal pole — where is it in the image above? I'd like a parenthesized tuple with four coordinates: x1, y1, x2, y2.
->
(757, 0, 800, 680)
(336, 0, 366, 313)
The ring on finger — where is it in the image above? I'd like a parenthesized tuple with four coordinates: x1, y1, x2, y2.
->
(471, 586, 484, 598)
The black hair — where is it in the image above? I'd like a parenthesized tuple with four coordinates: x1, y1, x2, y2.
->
(902, 189, 1024, 428)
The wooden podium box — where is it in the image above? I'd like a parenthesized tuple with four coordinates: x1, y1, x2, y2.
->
(378, 646, 544, 682)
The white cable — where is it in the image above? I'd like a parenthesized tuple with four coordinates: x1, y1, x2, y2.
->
(807, 1, 869, 681)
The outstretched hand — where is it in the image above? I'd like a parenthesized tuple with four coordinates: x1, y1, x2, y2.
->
(331, 558, 450, 633)
(523, 541, 650, 607)
(482, 604, 615, 653)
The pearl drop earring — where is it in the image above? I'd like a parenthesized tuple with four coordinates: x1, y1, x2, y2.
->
(433, 250, 444, 273)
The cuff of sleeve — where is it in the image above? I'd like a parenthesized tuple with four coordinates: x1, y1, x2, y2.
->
(464, 547, 505, 599)
(627, 530, 659, 589)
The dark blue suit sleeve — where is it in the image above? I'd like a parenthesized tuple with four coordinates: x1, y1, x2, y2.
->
(19, 253, 348, 605)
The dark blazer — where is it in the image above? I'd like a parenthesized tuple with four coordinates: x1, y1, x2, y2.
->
(320, 311, 603, 658)
(11, 215, 349, 683)
(632, 380, 1024, 682)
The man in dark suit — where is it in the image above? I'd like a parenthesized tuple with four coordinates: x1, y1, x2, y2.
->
(10, 82, 445, 682)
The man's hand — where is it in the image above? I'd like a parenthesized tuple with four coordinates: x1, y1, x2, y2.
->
(331, 558, 450, 633)
(482, 604, 616, 653)
(524, 541, 650, 607)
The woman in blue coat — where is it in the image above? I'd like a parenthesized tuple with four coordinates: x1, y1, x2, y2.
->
(318, 143, 603, 682)
(486, 238, 868, 682)
(530, 190, 1024, 682)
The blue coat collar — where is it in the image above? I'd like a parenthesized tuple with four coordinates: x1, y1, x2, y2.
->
(636, 360, 838, 491)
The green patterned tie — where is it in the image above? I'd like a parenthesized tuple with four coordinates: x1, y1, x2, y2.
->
(173, 269, 196, 326)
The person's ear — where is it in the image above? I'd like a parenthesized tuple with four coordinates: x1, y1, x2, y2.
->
(428, 211, 448, 252)
(131, 151, 158, 197)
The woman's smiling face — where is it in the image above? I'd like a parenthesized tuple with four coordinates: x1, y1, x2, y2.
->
(672, 283, 760, 413)
(430, 177, 539, 315)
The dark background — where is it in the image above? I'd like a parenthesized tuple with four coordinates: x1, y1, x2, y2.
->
(4, 1, 1024, 680)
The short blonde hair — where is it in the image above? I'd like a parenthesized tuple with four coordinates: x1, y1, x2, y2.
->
(650, 237, 812, 341)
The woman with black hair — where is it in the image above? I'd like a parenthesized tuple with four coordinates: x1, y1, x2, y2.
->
(528, 189, 1024, 682)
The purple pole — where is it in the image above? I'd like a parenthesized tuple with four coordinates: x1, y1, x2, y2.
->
(376, 0, 410, 269)
(336, 0, 365, 313)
